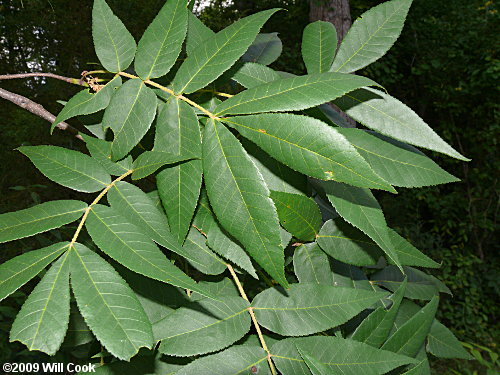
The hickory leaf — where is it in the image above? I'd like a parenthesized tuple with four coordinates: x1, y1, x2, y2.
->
(336, 129, 459, 187)
(18, 146, 111, 193)
(232, 61, 281, 88)
(0, 200, 86, 243)
(270, 191, 322, 241)
(293, 242, 335, 285)
(69, 243, 153, 360)
(131, 151, 192, 180)
(215, 72, 378, 115)
(272, 336, 416, 375)
(134, 0, 188, 80)
(225, 114, 394, 191)
(203, 119, 286, 286)
(92, 0, 136, 72)
(252, 283, 387, 336)
(156, 296, 250, 356)
(321, 181, 401, 268)
(335, 88, 468, 160)
(302, 21, 337, 74)
(10, 252, 70, 355)
(330, 0, 413, 73)
(185, 11, 215, 55)
(85, 204, 213, 298)
(0, 243, 69, 302)
(242, 32, 282, 65)
(51, 76, 122, 133)
(82, 135, 132, 176)
(173, 9, 279, 94)
(102, 78, 157, 160)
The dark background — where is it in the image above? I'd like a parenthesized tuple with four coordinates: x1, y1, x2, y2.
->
(0, 0, 498, 372)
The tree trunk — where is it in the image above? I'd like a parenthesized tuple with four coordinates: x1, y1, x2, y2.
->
(309, 0, 356, 127)
(309, 0, 352, 46)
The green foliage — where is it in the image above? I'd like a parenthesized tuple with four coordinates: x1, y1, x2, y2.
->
(0, 0, 477, 372)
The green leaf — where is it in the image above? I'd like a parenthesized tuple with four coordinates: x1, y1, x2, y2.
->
(134, 0, 188, 79)
(317, 219, 382, 266)
(10, 252, 70, 355)
(321, 181, 401, 268)
(387, 229, 440, 268)
(330, 0, 412, 73)
(0, 243, 69, 302)
(193, 190, 257, 278)
(297, 346, 335, 375)
(225, 114, 394, 192)
(107, 181, 184, 259)
(182, 227, 226, 275)
(232, 62, 281, 89)
(102, 78, 157, 160)
(131, 151, 192, 180)
(371, 266, 450, 300)
(203, 119, 286, 286)
(0, 200, 86, 243)
(185, 12, 215, 55)
(381, 296, 439, 357)
(336, 129, 459, 187)
(85, 204, 213, 298)
(252, 283, 387, 336)
(271, 336, 417, 375)
(174, 345, 269, 375)
(270, 191, 321, 241)
(243, 139, 307, 195)
(18, 146, 111, 193)
(242, 32, 282, 65)
(335, 88, 469, 160)
(351, 279, 407, 347)
(302, 21, 337, 74)
(69, 243, 153, 360)
(293, 242, 335, 285)
(92, 0, 136, 72)
(83, 354, 186, 375)
(154, 99, 202, 158)
(51, 76, 122, 133)
(83, 135, 132, 176)
(330, 260, 373, 290)
(215, 72, 378, 116)
(156, 161, 202, 245)
(154, 99, 203, 244)
(62, 302, 93, 348)
(427, 320, 473, 359)
(172, 9, 279, 94)
(156, 296, 250, 356)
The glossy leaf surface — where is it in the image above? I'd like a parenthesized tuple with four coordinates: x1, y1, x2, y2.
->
(302, 21, 337, 74)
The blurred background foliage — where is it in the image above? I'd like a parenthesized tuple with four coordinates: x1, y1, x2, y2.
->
(0, 0, 498, 373)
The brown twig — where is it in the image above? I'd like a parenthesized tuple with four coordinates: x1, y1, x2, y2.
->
(0, 72, 87, 86)
(0, 87, 83, 140)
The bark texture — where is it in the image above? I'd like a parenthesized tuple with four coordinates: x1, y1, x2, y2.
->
(309, 0, 352, 45)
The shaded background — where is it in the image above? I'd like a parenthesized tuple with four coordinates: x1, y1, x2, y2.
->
(0, 0, 498, 372)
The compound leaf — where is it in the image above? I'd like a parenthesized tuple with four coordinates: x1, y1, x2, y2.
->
(102, 78, 157, 160)
(271, 336, 416, 375)
(51, 76, 122, 133)
(173, 9, 278, 94)
(10, 252, 70, 355)
(85, 204, 213, 298)
(330, 0, 412, 73)
(135, 0, 188, 79)
(18, 146, 111, 193)
(156, 296, 250, 356)
(302, 21, 337, 74)
(335, 88, 468, 160)
(0, 200, 86, 243)
(0, 243, 69, 302)
(203, 119, 286, 286)
(225, 114, 394, 192)
(270, 191, 321, 241)
(215, 72, 378, 116)
(252, 283, 387, 336)
(92, 0, 136, 72)
(69, 243, 153, 360)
